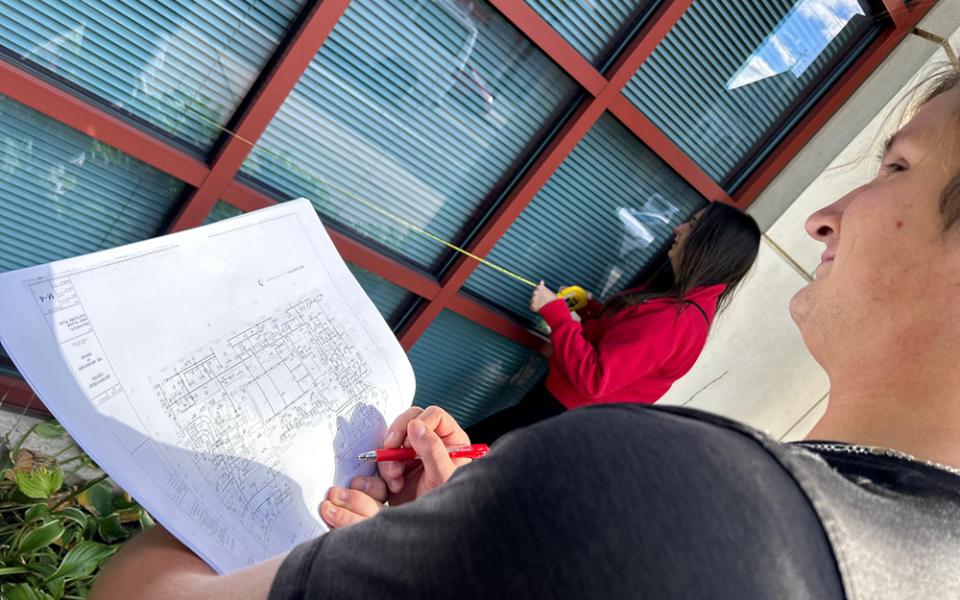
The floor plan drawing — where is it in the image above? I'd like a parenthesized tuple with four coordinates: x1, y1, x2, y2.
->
(150, 292, 390, 552)
(0, 200, 415, 572)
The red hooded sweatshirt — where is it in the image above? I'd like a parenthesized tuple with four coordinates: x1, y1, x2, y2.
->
(538, 284, 725, 409)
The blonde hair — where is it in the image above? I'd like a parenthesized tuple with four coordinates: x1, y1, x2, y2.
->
(856, 65, 960, 229)
(914, 67, 960, 229)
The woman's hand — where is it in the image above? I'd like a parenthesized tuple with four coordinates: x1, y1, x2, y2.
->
(530, 281, 558, 313)
(320, 406, 472, 528)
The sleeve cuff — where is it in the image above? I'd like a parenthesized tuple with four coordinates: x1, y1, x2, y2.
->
(267, 536, 326, 600)
(580, 298, 603, 318)
(539, 298, 573, 329)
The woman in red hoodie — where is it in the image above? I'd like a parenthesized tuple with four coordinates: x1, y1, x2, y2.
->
(468, 202, 761, 444)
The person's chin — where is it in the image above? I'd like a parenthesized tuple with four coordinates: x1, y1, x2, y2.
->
(790, 273, 833, 324)
(813, 260, 834, 279)
(789, 284, 816, 325)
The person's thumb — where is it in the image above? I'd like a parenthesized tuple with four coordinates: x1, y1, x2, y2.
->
(408, 419, 456, 491)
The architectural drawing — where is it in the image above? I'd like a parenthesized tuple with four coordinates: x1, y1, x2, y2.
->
(0, 200, 414, 572)
(150, 293, 389, 550)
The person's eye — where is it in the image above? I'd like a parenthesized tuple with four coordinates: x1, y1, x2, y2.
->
(876, 152, 908, 174)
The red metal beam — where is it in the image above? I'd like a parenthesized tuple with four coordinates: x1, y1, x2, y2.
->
(397, 0, 694, 348)
(223, 181, 442, 300)
(0, 58, 208, 187)
(0, 0, 934, 404)
(218, 180, 276, 211)
(447, 295, 551, 355)
(486, 0, 606, 95)
(0, 374, 49, 418)
(609, 96, 733, 204)
(881, 0, 910, 27)
(495, 0, 726, 209)
(225, 183, 550, 353)
(598, 0, 726, 204)
(732, 1, 936, 206)
(224, 183, 551, 352)
(170, 0, 352, 232)
(495, 0, 733, 204)
(220, 182, 555, 353)
(597, 0, 694, 97)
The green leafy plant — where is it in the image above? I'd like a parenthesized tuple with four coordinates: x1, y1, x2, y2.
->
(0, 417, 151, 599)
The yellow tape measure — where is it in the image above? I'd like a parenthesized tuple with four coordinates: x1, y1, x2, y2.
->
(557, 285, 589, 311)
(182, 104, 588, 312)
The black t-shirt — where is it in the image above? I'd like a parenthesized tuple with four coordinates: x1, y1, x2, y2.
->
(268, 404, 960, 599)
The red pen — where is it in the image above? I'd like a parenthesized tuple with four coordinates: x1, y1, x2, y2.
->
(356, 443, 489, 462)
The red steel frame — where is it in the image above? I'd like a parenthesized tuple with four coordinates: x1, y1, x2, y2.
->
(0, 374, 48, 417)
(169, 0, 351, 231)
(733, 0, 926, 205)
(0, 0, 928, 391)
(881, 0, 911, 27)
(0, 60, 208, 187)
(486, 0, 606, 96)
(220, 180, 550, 351)
(396, 0, 697, 347)
(494, 0, 731, 204)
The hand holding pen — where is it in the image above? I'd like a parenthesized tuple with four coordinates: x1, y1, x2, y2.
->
(356, 443, 489, 462)
(319, 406, 477, 529)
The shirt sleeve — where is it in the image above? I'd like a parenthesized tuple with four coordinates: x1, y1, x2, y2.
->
(539, 298, 703, 401)
(575, 297, 604, 320)
(267, 406, 843, 600)
(267, 423, 598, 600)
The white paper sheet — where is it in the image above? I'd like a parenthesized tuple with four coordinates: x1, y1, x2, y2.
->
(0, 199, 415, 573)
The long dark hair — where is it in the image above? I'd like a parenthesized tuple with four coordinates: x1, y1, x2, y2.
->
(603, 202, 760, 317)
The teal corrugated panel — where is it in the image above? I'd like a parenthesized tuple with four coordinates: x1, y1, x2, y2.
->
(623, 0, 882, 186)
(524, 1, 653, 64)
(346, 264, 412, 327)
(0, 0, 304, 150)
(240, 0, 578, 270)
(203, 200, 245, 224)
(0, 95, 185, 272)
(408, 310, 546, 426)
(464, 114, 706, 329)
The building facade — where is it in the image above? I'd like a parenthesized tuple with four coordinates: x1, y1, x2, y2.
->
(0, 0, 932, 424)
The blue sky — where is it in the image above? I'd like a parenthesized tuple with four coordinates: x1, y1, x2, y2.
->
(726, 0, 865, 90)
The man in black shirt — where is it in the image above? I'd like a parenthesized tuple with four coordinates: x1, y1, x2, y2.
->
(90, 70, 960, 599)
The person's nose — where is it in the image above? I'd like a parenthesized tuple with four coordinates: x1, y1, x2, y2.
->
(804, 192, 851, 244)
